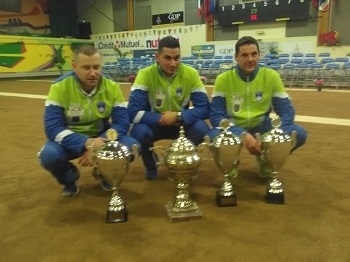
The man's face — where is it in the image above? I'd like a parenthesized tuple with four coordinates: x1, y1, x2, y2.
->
(155, 47, 181, 76)
(72, 52, 102, 91)
(235, 44, 260, 75)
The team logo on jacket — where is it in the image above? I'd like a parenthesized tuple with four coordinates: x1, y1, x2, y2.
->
(67, 104, 84, 122)
(232, 95, 243, 113)
(176, 87, 183, 98)
(154, 89, 165, 108)
(255, 91, 263, 102)
(97, 102, 106, 113)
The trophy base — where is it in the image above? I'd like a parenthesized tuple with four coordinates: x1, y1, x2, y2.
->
(265, 192, 286, 204)
(106, 209, 128, 223)
(215, 191, 237, 207)
(164, 201, 203, 222)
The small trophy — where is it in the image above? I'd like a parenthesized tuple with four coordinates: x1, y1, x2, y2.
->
(209, 119, 244, 207)
(255, 117, 296, 204)
(150, 126, 205, 222)
(94, 129, 137, 223)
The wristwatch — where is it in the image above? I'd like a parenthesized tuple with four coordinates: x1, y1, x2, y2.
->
(175, 111, 183, 123)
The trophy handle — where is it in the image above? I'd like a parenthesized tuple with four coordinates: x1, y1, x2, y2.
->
(131, 144, 140, 159)
(197, 136, 212, 162)
(290, 130, 297, 150)
(149, 146, 165, 165)
(255, 132, 263, 152)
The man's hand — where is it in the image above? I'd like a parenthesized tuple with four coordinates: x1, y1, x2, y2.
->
(244, 133, 261, 156)
(80, 137, 109, 167)
(85, 137, 109, 151)
(158, 111, 178, 126)
(78, 150, 93, 167)
(92, 137, 109, 150)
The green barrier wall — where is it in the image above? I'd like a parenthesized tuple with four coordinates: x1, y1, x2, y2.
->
(0, 35, 93, 77)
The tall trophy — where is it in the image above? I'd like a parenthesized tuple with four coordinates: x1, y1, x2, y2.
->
(150, 126, 205, 222)
(209, 119, 244, 207)
(255, 117, 296, 204)
(94, 129, 137, 223)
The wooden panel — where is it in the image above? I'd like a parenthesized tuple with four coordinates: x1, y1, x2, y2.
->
(127, 0, 134, 31)
(317, 9, 330, 35)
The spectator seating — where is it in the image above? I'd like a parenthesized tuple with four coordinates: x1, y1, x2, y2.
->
(318, 52, 331, 58)
(305, 53, 316, 58)
(100, 52, 350, 88)
(291, 53, 304, 59)
(304, 57, 317, 64)
(278, 53, 290, 58)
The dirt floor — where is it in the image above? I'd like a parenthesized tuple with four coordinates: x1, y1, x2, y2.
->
(0, 78, 349, 262)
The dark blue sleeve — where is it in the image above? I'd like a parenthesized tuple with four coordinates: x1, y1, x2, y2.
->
(182, 91, 209, 125)
(127, 89, 161, 126)
(210, 96, 227, 128)
(110, 105, 130, 137)
(273, 97, 295, 127)
(210, 96, 245, 136)
(44, 105, 86, 154)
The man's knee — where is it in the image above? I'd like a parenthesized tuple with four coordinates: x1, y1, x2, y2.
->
(281, 124, 307, 151)
(186, 120, 210, 144)
(295, 126, 308, 149)
(130, 124, 152, 141)
(39, 143, 62, 168)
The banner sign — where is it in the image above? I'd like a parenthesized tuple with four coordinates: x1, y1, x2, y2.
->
(133, 49, 157, 58)
(191, 45, 215, 57)
(152, 11, 184, 27)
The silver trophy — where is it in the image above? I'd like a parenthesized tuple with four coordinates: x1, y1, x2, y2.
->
(209, 119, 244, 207)
(255, 117, 296, 204)
(150, 126, 206, 222)
(94, 129, 137, 223)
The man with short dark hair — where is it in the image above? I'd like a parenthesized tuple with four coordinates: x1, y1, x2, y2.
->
(38, 45, 139, 196)
(207, 36, 307, 178)
(128, 36, 210, 180)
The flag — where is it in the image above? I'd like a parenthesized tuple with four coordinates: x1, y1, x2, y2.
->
(209, 0, 216, 15)
(319, 0, 330, 11)
(203, 0, 216, 23)
(203, 0, 210, 22)
(197, 0, 202, 16)
(312, 0, 319, 7)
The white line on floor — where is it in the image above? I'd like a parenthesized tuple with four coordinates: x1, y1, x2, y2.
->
(0, 91, 349, 126)
(16, 79, 55, 83)
(0, 92, 47, 99)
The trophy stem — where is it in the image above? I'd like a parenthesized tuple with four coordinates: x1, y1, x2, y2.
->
(106, 189, 128, 223)
(216, 173, 237, 207)
(265, 173, 286, 204)
(164, 178, 203, 222)
(173, 181, 195, 210)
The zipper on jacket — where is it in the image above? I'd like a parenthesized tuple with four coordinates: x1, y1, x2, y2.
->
(245, 76, 251, 128)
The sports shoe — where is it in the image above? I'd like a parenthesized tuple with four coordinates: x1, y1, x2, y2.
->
(92, 167, 113, 191)
(227, 160, 240, 179)
(227, 168, 238, 179)
(61, 171, 80, 197)
(146, 169, 158, 180)
(144, 152, 161, 180)
(61, 183, 80, 197)
(129, 154, 135, 163)
(257, 158, 274, 179)
(100, 179, 113, 191)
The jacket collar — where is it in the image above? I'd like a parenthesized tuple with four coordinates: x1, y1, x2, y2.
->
(235, 64, 260, 82)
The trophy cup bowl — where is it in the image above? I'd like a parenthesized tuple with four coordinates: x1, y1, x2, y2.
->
(150, 126, 204, 222)
(209, 119, 244, 207)
(256, 117, 297, 204)
(94, 129, 136, 223)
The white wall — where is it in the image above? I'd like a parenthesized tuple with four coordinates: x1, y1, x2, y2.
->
(78, 0, 350, 59)
(238, 21, 286, 40)
(150, 0, 184, 14)
(76, 0, 114, 34)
